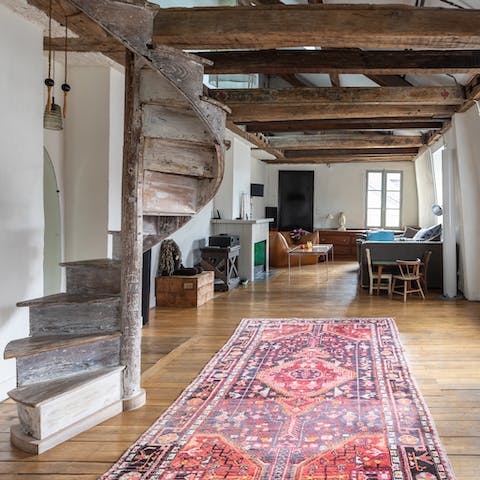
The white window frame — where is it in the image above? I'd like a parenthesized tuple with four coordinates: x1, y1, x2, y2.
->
(365, 170, 403, 229)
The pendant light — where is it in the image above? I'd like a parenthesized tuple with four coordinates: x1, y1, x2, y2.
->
(43, 0, 63, 130)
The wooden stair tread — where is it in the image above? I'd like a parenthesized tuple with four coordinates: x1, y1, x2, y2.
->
(8, 366, 124, 407)
(59, 258, 120, 268)
(17, 293, 120, 308)
(4, 333, 121, 360)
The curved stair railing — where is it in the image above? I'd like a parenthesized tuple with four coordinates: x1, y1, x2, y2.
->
(5, 0, 227, 454)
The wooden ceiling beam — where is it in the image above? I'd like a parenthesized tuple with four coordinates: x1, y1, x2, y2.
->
(201, 49, 480, 75)
(263, 155, 416, 164)
(209, 86, 464, 106)
(44, 37, 124, 54)
(268, 133, 424, 150)
(229, 104, 455, 123)
(244, 119, 445, 132)
(153, 5, 480, 50)
(284, 147, 419, 157)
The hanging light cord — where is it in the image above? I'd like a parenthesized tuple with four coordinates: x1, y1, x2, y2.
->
(61, 16, 71, 118)
(45, 0, 54, 112)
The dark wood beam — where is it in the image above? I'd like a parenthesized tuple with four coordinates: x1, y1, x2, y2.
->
(200, 49, 480, 75)
(244, 119, 445, 132)
(278, 74, 309, 88)
(268, 133, 424, 150)
(365, 74, 413, 87)
(230, 104, 455, 123)
(209, 86, 464, 106)
(329, 73, 340, 87)
(263, 155, 416, 164)
(153, 5, 480, 50)
(284, 147, 419, 157)
(45, 37, 124, 54)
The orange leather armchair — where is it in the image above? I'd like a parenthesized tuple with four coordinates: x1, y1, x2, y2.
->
(269, 231, 319, 268)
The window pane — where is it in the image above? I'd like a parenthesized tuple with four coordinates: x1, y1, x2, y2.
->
(367, 190, 382, 209)
(367, 172, 382, 190)
(386, 172, 401, 191)
(367, 209, 381, 227)
(385, 209, 400, 228)
(386, 191, 400, 209)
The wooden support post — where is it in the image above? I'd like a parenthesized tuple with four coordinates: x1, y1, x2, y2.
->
(120, 50, 146, 411)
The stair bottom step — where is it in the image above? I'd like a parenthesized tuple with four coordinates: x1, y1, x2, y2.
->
(10, 400, 123, 455)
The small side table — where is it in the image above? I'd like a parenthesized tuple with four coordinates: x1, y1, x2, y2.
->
(200, 246, 241, 291)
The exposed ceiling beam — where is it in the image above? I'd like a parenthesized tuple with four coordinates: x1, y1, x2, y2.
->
(209, 86, 462, 122)
(329, 73, 340, 87)
(44, 37, 124, 54)
(365, 74, 413, 87)
(153, 5, 480, 50)
(226, 121, 285, 160)
(263, 155, 416, 164)
(267, 133, 424, 150)
(200, 49, 480, 75)
(284, 147, 419, 157)
(209, 86, 464, 106)
(278, 74, 311, 88)
(243, 119, 445, 132)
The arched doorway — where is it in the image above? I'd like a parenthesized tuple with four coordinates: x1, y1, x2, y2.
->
(43, 148, 62, 295)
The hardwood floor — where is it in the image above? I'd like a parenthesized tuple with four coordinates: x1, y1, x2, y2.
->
(1, 260, 479, 479)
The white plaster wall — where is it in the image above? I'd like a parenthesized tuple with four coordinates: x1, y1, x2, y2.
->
(0, 6, 44, 399)
(250, 153, 266, 219)
(414, 150, 437, 227)
(108, 68, 124, 235)
(451, 107, 480, 300)
(265, 162, 418, 230)
(64, 66, 110, 261)
(232, 137, 251, 219)
(214, 131, 235, 219)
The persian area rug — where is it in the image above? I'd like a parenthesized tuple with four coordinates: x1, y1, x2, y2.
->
(101, 318, 455, 480)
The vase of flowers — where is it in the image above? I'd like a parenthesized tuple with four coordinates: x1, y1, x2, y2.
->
(290, 228, 309, 243)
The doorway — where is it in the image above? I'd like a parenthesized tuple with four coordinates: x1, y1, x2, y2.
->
(43, 148, 62, 295)
(278, 170, 314, 231)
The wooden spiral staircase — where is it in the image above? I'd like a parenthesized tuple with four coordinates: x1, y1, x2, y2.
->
(4, 0, 227, 454)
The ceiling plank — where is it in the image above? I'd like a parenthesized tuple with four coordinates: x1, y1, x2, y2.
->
(209, 86, 465, 106)
(244, 119, 445, 132)
(268, 133, 424, 150)
(153, 5, 480, 50)
(365, 74, 412, 87)
(200, 49, 480, 75)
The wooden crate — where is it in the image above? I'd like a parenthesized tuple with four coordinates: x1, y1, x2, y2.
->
(155, 271, 214, 307)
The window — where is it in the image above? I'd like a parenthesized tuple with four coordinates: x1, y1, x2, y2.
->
(366, 171, 402, 228)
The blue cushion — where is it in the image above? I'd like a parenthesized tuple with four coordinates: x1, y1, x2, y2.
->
(366, 230, 395, 241)
(413, 224, 442, 241)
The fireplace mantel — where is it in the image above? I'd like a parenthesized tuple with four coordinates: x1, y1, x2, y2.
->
(211, 218, 273, 281)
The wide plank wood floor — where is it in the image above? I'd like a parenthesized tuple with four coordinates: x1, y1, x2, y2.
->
(1, 260, 479, 478)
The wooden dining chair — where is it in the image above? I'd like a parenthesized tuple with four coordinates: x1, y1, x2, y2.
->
(365, 248, 392, 296)
(419, 250, 432, 293)
(392, 259, 425, 302)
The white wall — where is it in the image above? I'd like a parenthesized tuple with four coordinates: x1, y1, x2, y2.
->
(64, 66, 121, 261)
(0, 6, 44, 399)
(414, 150, 437, 227)
(214, 131, 252, 220)
(450, 107, 480, 300)
(250, 153, 266, 219)
(265, 161, 418, 230)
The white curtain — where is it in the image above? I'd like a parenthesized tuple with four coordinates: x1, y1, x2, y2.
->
(451, 107, 480, 301)
(414, 149, 436, 227)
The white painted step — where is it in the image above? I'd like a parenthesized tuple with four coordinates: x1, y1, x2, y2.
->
(8, 366, 124, 452)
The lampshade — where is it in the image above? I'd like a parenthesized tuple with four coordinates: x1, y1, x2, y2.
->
(432, 204, 443, 216)
(44, 100, 63, 131)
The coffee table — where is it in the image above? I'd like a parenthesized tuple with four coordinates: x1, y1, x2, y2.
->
(288, 244, 334, 280)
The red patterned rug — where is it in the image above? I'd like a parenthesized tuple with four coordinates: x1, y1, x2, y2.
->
(101, 318, 455, 480)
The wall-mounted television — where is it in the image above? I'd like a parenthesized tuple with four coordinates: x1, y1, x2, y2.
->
(250, 183, 264, 197)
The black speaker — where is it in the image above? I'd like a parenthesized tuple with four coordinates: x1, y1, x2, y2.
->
(265, 206, 278, 230)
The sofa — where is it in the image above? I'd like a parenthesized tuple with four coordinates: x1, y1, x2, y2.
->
(358, 240, 443, 289)
(269, 231, 320, 268)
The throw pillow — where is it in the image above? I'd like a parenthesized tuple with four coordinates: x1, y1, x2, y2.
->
(413, 224, 442, 241)
(403, 227, 419, 239)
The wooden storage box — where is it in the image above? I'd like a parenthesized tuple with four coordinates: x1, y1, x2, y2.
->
(155, 271, 214, 307)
